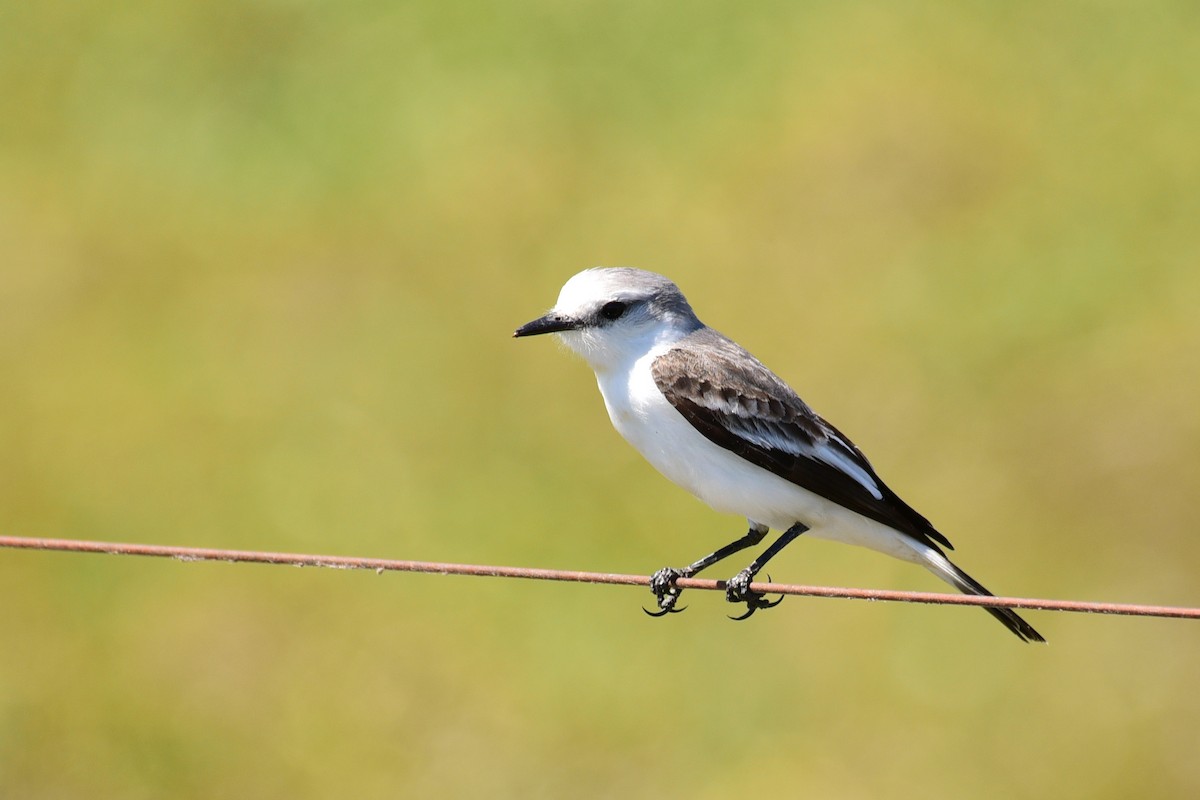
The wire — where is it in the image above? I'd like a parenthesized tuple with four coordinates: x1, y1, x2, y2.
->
(2, 535, 1197, 620)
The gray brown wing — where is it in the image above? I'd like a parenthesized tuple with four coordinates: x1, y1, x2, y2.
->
(652, 332, 953, 553)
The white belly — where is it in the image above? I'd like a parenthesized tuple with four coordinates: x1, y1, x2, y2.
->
(595, 350, 925, 565)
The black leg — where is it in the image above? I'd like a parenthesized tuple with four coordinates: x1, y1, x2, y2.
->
(726, 522, 809, 620)
(646, 523, 769, 616)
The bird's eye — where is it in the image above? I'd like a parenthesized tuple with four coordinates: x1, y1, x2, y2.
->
(600, 301, 628, 321)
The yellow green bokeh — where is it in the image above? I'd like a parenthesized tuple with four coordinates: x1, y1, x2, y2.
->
(2, 3, 1199, 797)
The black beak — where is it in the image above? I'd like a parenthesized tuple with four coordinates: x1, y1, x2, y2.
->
(513, 312, 581, 338)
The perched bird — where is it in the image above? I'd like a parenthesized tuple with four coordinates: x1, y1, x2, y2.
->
(514, 267, 1044, 642)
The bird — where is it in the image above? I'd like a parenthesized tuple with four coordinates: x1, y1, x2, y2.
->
(513, 267, 1044, 642)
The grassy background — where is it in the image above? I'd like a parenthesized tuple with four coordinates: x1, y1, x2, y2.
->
(3, 2, 1199, 797)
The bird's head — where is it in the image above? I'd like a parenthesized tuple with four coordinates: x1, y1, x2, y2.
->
(514, 267, 702, 371)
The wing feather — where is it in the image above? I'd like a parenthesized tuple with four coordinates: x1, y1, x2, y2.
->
(652, 330, 953, 553)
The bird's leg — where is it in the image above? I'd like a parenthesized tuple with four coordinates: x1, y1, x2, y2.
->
(645, 523, 769, 616)
(726, 522, 809, 620)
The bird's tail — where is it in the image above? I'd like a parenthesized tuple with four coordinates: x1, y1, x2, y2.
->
(920, 550, 1046, 643)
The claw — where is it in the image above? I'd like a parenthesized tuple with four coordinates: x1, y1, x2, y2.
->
(727, 595, 782, 621)
(758, 573, 785, 609)
(643, 604, 687, 617)
(646, 566, 688, 618)
(725, 572, 785, 621)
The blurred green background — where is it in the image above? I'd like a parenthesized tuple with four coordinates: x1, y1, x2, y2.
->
(3, 2, 1199, 797)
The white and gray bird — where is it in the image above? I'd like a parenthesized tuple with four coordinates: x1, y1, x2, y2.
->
(514, 267, 1044, 642)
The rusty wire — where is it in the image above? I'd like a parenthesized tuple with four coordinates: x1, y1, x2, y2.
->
(2, 535, 1198, 620)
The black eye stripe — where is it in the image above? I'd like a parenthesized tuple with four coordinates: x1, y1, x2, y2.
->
(600, 301, 628, 320)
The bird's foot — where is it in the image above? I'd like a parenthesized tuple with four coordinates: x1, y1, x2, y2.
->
(644, 567, 688, 617)
(725, 570, 784, 621)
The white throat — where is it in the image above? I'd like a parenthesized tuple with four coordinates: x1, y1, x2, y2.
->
(557, 321, 690, 377)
